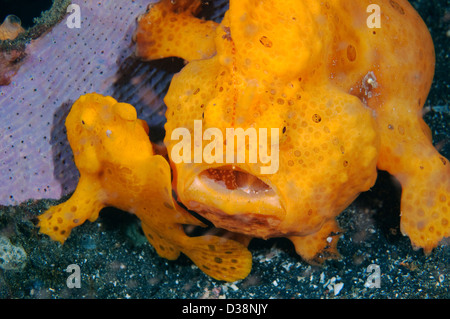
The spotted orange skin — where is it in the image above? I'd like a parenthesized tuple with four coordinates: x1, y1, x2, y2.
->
(136, 0, 448, 262)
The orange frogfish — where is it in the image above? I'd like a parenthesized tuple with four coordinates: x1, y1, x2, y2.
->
(133, 0, 449, 260)
(38, 93, 252, 282)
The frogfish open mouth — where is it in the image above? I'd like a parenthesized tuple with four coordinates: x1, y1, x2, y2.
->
(182, 165, 285, 238)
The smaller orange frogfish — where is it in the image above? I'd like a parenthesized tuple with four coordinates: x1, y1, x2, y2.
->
(38, 93, 252, 282)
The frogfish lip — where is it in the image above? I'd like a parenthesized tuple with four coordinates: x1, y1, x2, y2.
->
(179, 165, 286, 239)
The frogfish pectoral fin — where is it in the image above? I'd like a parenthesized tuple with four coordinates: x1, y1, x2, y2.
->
(141, 222, 181, 260)
(181, 235, 252, 282)
(38, 176, 105, 244)
(288, 219, 342, 263)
